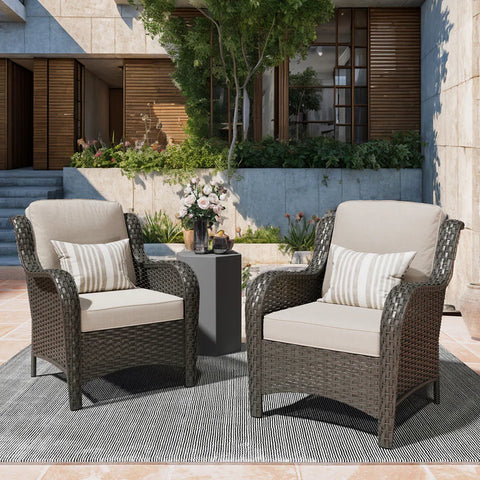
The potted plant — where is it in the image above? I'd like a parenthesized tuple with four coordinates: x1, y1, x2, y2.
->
(178, 177, 228, 254)
(279, 212, 319, 264)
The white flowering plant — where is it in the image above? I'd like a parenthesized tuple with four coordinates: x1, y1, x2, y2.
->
(178, 177, 228, 229)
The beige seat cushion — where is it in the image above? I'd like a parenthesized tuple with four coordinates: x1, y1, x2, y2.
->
(26, 199, 136, 284)
(322, 200, 446, 295)
(264, 301, 383, 357)
(79, 288, 183, 332)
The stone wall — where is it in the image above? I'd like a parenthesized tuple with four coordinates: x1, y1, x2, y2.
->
(64, 167, 423, 237)
(0, 0, 166, 56)
(421, 0, 480, 305)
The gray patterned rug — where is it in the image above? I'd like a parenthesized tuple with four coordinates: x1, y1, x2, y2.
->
(0, 346, 479, 463)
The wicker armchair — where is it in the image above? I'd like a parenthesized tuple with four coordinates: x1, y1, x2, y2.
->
(246, 200, 464, 449)
(11, 200, 199, 411)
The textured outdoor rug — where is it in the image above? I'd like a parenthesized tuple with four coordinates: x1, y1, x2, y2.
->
(0, 346, 479, 463)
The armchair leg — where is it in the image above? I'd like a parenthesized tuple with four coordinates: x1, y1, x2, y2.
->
(68, 377, 82, 411)
(378, 418, 394, 449)
(31, 352, 36, 377)
(378, 393, 396, 449)
(433, 380, 440, 404)
(185, 363, 196, 387)
(250, 392, 263, 418)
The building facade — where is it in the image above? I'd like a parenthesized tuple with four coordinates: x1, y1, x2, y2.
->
(1, 0, 478, 308)
(1, 0, 422, 169)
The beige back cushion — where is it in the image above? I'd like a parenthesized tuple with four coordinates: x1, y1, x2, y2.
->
(26, 199, 136, 284)
(322, 201, 446, 295)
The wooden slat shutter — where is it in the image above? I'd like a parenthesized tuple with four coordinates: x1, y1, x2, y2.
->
(0, 59, 7, 169)
(369, 8, 421, 139)
(48, 59, 76, 170)
(123, 59, 187, 144)
(33, 58, 49, 169)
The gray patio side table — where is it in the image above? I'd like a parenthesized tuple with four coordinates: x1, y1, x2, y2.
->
(176, 251, 242, 356)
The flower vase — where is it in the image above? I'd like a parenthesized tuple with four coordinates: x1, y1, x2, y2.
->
(193, 219, 209, 254)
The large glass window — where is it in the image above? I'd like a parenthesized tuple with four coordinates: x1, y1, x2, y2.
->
(288, 8, 368, 143)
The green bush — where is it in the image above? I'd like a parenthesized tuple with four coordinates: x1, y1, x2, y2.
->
(234, 226, 282, 244)
(70, 131, 424, 176)
(70, 138, 229, 179)
(235, 132, 423, 170)
(142, 211, 184, 244)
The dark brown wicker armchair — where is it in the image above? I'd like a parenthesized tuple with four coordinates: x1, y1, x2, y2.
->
(246, 200, 464, 449)
(11, 200, 199, 411)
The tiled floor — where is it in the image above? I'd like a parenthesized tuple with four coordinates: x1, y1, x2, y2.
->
(0, 280, 479, 480)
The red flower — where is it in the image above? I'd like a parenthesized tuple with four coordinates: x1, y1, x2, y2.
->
(285, 213, 290, 219)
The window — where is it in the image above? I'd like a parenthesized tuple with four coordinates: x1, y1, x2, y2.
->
(288, 8, 368, 144)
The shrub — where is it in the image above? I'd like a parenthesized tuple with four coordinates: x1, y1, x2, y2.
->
(70, 138, 229, 179)
(71, 131, 423, 176)
(234, 225, 282, 244)
(142, 211, 184, 244)
(235, 132, 423, 170)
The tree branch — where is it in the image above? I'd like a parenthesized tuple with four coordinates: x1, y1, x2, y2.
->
(194, 6, 229, 85)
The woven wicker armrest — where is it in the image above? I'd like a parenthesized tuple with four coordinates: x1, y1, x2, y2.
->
(10, 215, 81, 328)
(246, 269, 324, 319)
(138, 258, 199, 301)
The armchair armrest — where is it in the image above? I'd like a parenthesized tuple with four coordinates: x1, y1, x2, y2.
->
(138, 258, 199, 301)
(10, 215, 81, 365)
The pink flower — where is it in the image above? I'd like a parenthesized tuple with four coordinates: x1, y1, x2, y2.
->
(178, 207, 188, 218)
(208, 193, 219, 204)
(295, 213, 301, 222)
(215, 215, 222, 223)
(197, 196, 210, 210)
(125, 141, 131, 147)
(95, 151, 102, 158)
(183, 194, 195, 206)
(203, 185, 212, 195)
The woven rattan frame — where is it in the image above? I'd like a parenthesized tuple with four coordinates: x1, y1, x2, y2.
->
(246, 212, 464, 448)
(10, 212, 199, 410)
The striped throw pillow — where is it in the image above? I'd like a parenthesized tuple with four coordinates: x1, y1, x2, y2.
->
(51, 239, 135, 294)
(321, 244, 416, 310)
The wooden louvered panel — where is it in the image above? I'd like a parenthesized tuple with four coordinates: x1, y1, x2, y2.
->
(124, 59, 187, 144)
(48, 59, 75, 170)
(369, 8, 421, 139)
(33, 59, 49, 169)
(0, 59, 7, 169)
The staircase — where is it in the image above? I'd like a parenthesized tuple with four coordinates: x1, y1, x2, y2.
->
(0, 169, 63, 266)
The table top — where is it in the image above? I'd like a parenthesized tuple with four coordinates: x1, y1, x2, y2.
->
(177, 250, 241, 259)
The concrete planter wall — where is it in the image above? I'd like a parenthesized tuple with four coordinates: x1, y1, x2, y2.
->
(64, 167, 422, 236)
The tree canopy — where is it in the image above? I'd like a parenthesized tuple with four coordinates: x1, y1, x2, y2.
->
(136, 0, 335, 169)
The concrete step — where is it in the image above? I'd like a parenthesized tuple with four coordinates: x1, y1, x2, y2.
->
(0, 176, 63, 187)
(0, 197, 43, 208)
(0, 168, 63, 177)
(0, 208, 25, 219)
(0, 243, 18, 256)
(0, 186, 63, 198)
(0, 256, 21, 267)
(0, 229, 15, 242)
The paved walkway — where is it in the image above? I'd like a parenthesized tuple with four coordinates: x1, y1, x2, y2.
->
(0, 279, 479, 479)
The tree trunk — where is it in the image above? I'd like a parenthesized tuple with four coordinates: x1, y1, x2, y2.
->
(242, 87, 250, 141)
(228, 83, 241, 172)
